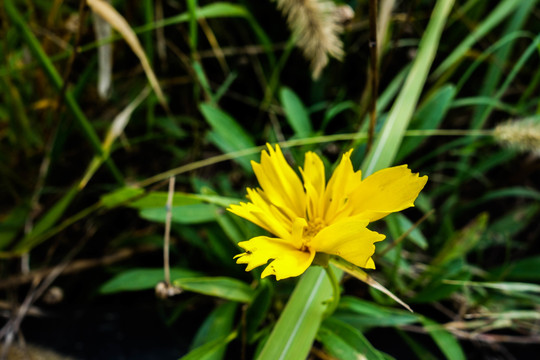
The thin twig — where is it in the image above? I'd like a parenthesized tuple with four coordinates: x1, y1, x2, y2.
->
(401, 324, 540, 344)
(136, 129, 493, 188)
(164, 176, 175, 285)
(378, 209, 435, 258)
(0, 245, 155, 290)
(366, 0, 379, 154)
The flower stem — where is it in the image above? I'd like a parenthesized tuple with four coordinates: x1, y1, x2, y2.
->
(323, 265, 340, 317)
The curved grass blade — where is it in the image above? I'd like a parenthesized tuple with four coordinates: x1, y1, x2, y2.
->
(179, 331, 237, 360)
(331, 257, 412, 312)
(419, 316, 465, 360)
(190, 302, 237, 360)
(279, 87, 313, 138)
(431, 0, 520, 79)
(87, 0, 167, 109)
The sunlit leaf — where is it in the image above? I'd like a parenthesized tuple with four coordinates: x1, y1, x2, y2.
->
(174, 277, 255, 303)
(100, 268, 201, 294)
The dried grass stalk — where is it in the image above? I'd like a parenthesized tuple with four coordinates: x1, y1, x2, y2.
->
(274, 0, 348, 79)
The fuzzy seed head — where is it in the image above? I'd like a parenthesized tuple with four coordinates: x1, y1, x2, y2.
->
(494, 118, 540, 156)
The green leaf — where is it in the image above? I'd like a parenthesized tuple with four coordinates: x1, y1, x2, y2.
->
(15, 186, 78, 252)
(395, 85, 455, 162)
(334, 296, 418, 328)
(322, 101, 356, 130)
(192, 194, 241, 208)
(200, 103, 257, 171)
(432, 213, 488, 267)
(477, 187, 540, 203)
(491, 255, 540, 281)
(205, 227, 237, 266)
(193, 61, 215, 104)
(317, 327, 364, 360)
(245, 280, 273, 343)
(256, 268, 333, 360)
(397, 330, 439, 360)
(207, 130, 256, 171)
(419, 317, 465, 360)
(190, 302, 237, 360)
(179, 331, 237, 360)
(139, 204, 217, 224)
(331, 258, 412, 312)
(129, 192, 202, 208)
(279, 87, 312, 138)
(412, 261, 471, 303)
(0, 204, 28, 250)
(200, 105, 254, 148)
(385, 213, 428, 249)
(319, 317, 388, 360)
(101, 187, 145, 208)
(156, 116, 188, 139)
(99, 268, 201, 294)
(174, 277, 255, 303)
(194, 2, 248, 18)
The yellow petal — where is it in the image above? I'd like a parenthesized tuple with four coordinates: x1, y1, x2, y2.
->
(251, 144, 305, 218)
(235, 236, 314, 280)
(311, 218, 385, 268)
(350, 165, 428, 222)
(228, 202, 290, 240)
(300, 151, 326, 219)
(288, 217, 308, 249)
(365, 257, 375, 269)
(323, 150, 363, 222)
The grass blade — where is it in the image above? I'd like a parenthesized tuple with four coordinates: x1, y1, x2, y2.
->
(431, 0, 520, 79)
(279, 87, 313, 138)
(362, 0, 455, 175)
(87, 0, 167, 108)
(420, 317, 465, 360)
(256, 268, 332, 360)
(190, 302, 237, 360)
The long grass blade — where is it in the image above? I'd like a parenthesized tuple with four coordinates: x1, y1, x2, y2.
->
(256, 268, 332, 360)
(87, 0, 167, 109)
(362, 0, 455, 175)
(431, 0, 520, 79)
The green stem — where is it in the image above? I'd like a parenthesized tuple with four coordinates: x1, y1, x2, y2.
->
(323, 265, 340, 318)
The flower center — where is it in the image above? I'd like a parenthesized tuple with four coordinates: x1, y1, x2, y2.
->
(304, 218, 326, 238)
(299, 218, 326, 252)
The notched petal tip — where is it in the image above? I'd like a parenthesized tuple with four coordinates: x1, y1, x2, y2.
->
(350, 164, 428, 221)
(232, 236, 314, 280)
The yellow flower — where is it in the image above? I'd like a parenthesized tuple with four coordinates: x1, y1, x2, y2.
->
(228, 144, 427, 280)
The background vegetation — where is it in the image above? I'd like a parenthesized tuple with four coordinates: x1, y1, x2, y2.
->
(1, 0, 540, 359)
